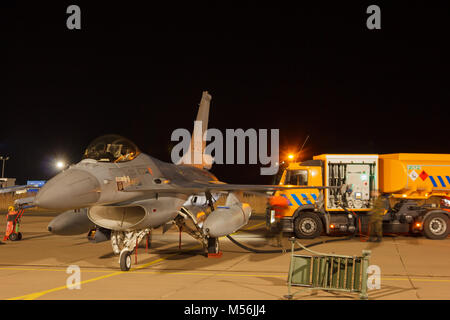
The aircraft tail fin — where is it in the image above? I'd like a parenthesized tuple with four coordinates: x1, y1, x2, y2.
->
(178, 91, 213, 169)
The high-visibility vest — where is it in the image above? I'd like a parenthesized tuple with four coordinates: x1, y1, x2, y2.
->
(7, 211, 18, 222)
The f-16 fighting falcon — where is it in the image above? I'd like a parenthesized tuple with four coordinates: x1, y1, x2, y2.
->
(31, 91, 328, 271)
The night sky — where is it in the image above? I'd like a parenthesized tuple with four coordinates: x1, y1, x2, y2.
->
(2, 2, 449, 185)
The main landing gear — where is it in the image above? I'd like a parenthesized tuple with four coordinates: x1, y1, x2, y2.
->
(175, 206, 222, 257)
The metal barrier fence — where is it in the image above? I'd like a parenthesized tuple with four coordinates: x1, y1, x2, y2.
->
(286, 238, 371, 300)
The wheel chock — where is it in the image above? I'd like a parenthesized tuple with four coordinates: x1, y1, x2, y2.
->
(207, 251, 223, 258)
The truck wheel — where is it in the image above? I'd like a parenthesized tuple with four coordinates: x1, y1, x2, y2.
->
(423, 212, 449, 240)
(119, 250, 132, 271)
(294, 212, 323, 239)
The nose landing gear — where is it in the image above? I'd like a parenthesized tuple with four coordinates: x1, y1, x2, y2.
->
(112, 228, 151, 271)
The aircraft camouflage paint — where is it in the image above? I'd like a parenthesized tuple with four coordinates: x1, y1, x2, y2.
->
(33, 92, 326, 271)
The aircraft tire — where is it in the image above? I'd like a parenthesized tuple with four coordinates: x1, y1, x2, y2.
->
(120, 250, 132, 271)
(207, 237, 219, 254)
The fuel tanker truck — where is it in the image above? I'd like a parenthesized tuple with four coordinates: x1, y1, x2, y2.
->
(267, 154, 450, 239)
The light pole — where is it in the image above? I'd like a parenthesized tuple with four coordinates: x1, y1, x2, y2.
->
(0, 156, 10, 178)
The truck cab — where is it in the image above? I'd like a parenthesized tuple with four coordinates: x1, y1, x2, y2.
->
(270, 159, 326, 238)
(276, 160, 323, 218)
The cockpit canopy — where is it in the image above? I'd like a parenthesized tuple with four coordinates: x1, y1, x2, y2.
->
(83, 135, 140, 163)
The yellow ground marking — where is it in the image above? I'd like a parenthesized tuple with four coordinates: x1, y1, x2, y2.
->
(229, 221, 266, 236)
(6, 220, 267, 300)
(0, 267, 113, 273)
(381, 277, 450, 283)
(8, 270, 124, 300)
(0, 266, 285, 278)
(243, 221, 266, 231)
(7, 247, 200, 300)
(3, 265, 450, 284)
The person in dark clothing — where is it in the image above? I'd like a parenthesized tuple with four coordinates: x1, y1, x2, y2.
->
(368, 190, 389, 242)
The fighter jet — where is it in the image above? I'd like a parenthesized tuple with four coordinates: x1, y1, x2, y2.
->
(33, 91, 329, 271)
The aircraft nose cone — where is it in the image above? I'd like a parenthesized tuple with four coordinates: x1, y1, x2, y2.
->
(35, 169, 101, 210)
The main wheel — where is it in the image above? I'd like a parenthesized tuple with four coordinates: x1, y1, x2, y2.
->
(293, 212, 323, 239)
(8, 233, 19, 241)
(119, 250, 132, 271)
(17, 232, 22, 240)
(207, 237, 219, 254)
(423, 212, 449, 239)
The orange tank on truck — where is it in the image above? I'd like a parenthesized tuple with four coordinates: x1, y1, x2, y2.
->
(379, 153, 450, 200)
(267, 153, 450, 240)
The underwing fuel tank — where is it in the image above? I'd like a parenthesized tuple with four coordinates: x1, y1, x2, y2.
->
(203, 193, 252, 238)
(48, 208, 95, 235)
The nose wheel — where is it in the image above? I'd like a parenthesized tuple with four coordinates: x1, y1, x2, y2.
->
(119, 250, 132, 271)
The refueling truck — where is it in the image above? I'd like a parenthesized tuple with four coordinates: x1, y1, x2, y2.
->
(267, 154, 450, 240)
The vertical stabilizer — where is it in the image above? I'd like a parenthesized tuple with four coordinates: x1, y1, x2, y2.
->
(178, 91, 213, 169)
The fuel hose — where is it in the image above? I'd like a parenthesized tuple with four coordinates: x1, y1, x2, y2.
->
(228, 192, 358, 254)
(226, 234, 355, 254)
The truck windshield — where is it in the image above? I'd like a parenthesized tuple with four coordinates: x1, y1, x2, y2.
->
(286, 169, 308, 185)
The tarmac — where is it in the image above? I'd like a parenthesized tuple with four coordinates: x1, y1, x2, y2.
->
(0, 212, 449, 300)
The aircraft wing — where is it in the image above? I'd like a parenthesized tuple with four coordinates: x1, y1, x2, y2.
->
(0, 185, 38, 194)
(122, 183, 337, 195)
(14, 196, 36, 209)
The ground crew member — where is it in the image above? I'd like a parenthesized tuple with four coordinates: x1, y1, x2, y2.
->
(368, 190, 388, 242)
(4, 206, 18, 241)
(269, 195, 290, 247)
